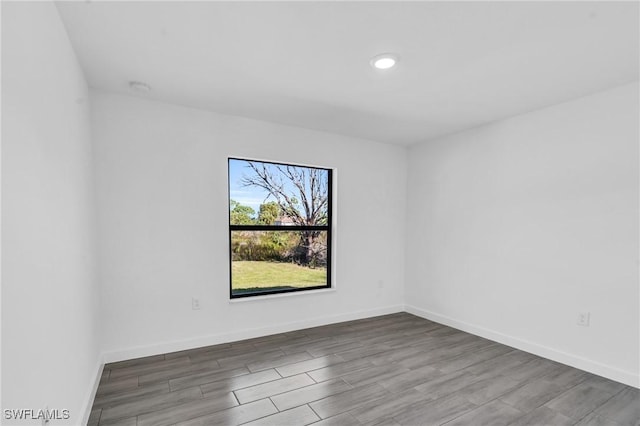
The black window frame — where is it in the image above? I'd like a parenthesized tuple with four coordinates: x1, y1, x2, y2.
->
(228, 157, 333, 299)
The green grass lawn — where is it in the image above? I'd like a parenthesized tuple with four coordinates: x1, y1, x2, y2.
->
(232, 260, 326, 294)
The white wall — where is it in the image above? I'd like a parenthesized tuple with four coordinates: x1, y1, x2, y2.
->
(90, 91, 407, 360)
(405, 82, 639, 387)
(1, 2, 100, 425)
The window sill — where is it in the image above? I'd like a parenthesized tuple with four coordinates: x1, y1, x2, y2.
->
(229, 287, 336, 303)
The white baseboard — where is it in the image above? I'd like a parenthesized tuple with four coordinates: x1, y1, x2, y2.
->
(405, 304, 639, 389)
(80, 357, 104, 426)
(102, 304, 404, 364)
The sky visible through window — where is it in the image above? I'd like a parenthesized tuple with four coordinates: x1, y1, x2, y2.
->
(228, 159, 266, 214)
(228, 158, 328, 218)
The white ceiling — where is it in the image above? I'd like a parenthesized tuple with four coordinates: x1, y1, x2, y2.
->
(56, 1, 638, 146)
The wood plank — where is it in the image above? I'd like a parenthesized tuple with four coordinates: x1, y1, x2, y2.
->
(498, 378, 566, 413)
(349, 389, 429, 424)
(376, 365, 441, 394)
(309, 383, 388, 419)
(275, 354, 344, 377)
(174, 399, 278, 426)
(443, 399, 524, 426)
(309, 412, 362, 426)
(169, 366, 250, 391)
(109, 356, 191, 380)
(456, 374, 522, 405)
(96, 417, 137, 426)
(93, 381, 170, 409)
(87, 408, 101, 426)
(414, 370, 480, 400)
(233, 373, 315, 404)
(593, 387, 640, 426)
(270, 378, 353, 412)
(100, 386, 202, 422)
(107, 354, 166, 370)
(95, 376, 139, 397)
(199, 369, 282, 395)
(137, 391, 238, 426)
(574, 412, 621, 426)
(545, 382, 619, 420)
(247, 351, 313, 373)
(340, 364, 411, 388)
(508, 406, 574, 426)
(307, 358, 375, 383)
(392, 394, 477, 425)
(242, 405, 320, 426)
(137, 359, 220, 385)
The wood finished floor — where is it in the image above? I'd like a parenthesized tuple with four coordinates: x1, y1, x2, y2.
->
(88, 313, 639, 426)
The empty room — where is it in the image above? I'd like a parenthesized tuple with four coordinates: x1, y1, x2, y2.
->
(1, 1, 638, 425)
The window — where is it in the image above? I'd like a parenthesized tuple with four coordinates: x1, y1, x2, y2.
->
(228, 158, 333, 298)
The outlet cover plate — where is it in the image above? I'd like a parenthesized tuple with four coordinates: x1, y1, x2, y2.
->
(577, 312, 590, 327)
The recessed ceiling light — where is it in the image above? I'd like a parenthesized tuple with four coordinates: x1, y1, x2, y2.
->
(129, 81, 151, 92)
(371, 53, 398, 70)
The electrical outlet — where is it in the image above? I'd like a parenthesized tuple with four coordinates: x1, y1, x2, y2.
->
(577, 312, 590, 327)
(192, 298, 201, 310)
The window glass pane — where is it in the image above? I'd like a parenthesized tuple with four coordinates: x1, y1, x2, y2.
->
(229, 158, 330, 226)
(228, 157, 332, 298)
(231, 230, 329, 296)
